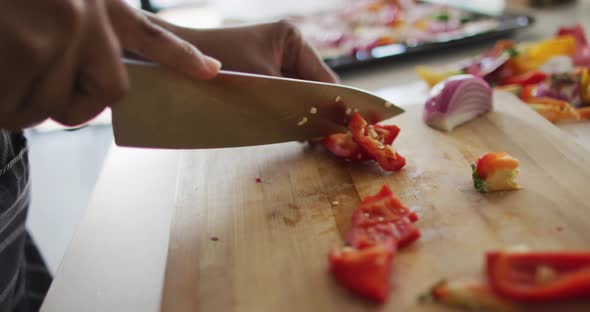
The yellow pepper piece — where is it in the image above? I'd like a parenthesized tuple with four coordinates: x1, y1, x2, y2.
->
(513, 36, 576, 73)
(416, 66, 461, 88)
(580, 67, 590, 104)
(414, 19, 429, 31)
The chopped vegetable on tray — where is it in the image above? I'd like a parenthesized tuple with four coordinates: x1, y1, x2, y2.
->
(293, 0, 502, 62)
(417, 24, 590, 124)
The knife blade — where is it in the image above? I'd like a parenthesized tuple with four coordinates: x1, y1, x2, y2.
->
(112, 60, 404, 149)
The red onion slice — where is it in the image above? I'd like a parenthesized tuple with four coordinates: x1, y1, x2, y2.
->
(423, 74, 493, 132)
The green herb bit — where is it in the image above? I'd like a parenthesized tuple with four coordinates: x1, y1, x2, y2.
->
(433, 11, 450, 22)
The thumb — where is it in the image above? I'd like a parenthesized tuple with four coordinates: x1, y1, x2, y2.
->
(107, 1, 220, 80)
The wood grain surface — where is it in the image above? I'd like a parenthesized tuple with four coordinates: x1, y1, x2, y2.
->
(559, 122, 590, 153)
(161, 91, 590, 312)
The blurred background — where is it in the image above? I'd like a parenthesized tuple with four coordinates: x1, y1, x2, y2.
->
(28, 0, 589, 273)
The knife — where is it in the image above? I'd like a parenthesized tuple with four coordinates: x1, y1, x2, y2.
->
(112, 60, 404, 149)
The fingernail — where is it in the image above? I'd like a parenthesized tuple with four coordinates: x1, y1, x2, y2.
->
(204, 56, 221, 75)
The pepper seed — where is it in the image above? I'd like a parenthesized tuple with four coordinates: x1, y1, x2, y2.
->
(297, 117, 308, 126)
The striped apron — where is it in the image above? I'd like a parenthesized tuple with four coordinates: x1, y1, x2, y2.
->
(0, 131, 51, 312)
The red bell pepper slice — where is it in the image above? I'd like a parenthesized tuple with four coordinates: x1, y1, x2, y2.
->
(321, 125, 398, 161)
(329, 186, 420, 303)
(322, 125, 400, 160)
(420, 279, 517, 311)
(321, 112, 404, 170)
(557, 24, 590, 67)
(376, 124, 401, 145)
(348, 112, 406, 171)
(351, 185, 418, 225)
(557, 24, 588, 46)
(346, 226, 397, 250)
(328, 244, 395, 302)
(520, 84, 537, 101)
(486, 251, 590, 302)
(322, 133, 368, 160)
(501, 71, 548, 86)
(347, 186, 420, 249)
(348, 219, 420, 250)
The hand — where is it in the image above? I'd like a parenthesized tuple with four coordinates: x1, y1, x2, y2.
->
(161, 20, 339, 83)
(0, 0, 220, 129)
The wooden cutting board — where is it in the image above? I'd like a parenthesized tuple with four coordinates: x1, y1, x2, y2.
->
(559, 122, 590, 153)
(160, 91, 590, 312)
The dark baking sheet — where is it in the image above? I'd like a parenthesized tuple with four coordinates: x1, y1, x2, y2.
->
(324, 12, 534, 71)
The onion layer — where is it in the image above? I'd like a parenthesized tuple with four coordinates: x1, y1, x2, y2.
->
(423, 74, 493, 132)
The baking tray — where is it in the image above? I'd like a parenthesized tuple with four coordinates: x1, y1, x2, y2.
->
(322, 12, 534, 71)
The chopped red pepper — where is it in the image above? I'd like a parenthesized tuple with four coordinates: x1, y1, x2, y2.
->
(346, 226, 397, 250)
(349, 112, 406, 171)
(420, 279, 517, 311)
(351, 186, 418, 225)
(348, 219, 420, 250)
(556, 24, 590, 66)
(579, 107, 590, 120)
(557, 24, 588, 46)
(520, 84, 537, 101)
(328, 185, 420, 303)
(321, 112, 405, 171)
(347, 186, 419, 249)
(375, 124, 401, 145)
(486, 251, 590, 302)
(328, 244, 395, 303)
(322, 133, 369, 160)
(501, 71, 548, 86)
(368, 36, 396, 49)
